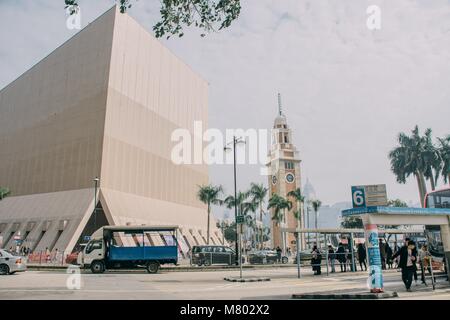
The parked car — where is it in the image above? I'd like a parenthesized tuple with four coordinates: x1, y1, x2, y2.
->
(0, 249, 27, 275)
(191, 245, 239, 266)
(248, 250, 278, 264)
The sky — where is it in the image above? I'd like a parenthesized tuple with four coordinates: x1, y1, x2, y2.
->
(1, 0, 450, 214)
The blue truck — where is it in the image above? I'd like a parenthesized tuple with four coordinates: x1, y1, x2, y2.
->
(77, 225, 179, 274)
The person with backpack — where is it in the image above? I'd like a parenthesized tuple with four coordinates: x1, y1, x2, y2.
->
(357, 243, 367, 271)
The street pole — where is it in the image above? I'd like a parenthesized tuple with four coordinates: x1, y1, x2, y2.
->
(233, 136, 239, 265)
(296, 232, 301, 279)
(306, 206, 310, 249)
(239, 226, 243, 279)
(315, 209, 319, 246)
(93, 177, 99, 231)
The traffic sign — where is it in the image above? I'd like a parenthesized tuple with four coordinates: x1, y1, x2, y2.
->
(351, 184, 387, 208)
(236, 215, 245, 224)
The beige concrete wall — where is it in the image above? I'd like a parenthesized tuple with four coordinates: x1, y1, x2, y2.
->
(99, 9, 217, 239)
(0, 8, 116, 197)
(0, 6, 221, 253)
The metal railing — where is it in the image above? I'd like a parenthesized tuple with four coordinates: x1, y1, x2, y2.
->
(26, 251, 78, 266)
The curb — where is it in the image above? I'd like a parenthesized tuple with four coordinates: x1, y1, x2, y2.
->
(292, 291, 398, 300)
(224, 277, 271, 282)
(28, 264, 297, 272)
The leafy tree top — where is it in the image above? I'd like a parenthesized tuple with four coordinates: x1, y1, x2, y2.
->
(65, 0, 241, 39)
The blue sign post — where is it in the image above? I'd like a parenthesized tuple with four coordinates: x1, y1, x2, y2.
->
(365, 224, 383, 292)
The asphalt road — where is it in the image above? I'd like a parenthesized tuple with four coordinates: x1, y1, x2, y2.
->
(0, 267, 449, 300)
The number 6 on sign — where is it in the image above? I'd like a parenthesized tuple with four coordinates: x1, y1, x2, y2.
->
(351, 186, 366, 208)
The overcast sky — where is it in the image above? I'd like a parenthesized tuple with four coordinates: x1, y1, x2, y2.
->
(1, 0, 450, 212)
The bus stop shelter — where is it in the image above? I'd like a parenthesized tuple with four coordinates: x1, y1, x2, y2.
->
(341, 206, 450, 293)
(282, 226, 425, 278)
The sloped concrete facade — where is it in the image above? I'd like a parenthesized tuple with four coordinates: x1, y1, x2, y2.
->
(0, 6, 222, 255)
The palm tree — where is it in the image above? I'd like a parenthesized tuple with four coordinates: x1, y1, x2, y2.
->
(422, 128, 440, 190)
(287, 188, 305, 229)
(249, 183, 268, 249)
(0, 187, 10, 200)
(224, 191, 256, 251)
(287, 188, 305, 250)
(437, 135, 450, 184)
(267, 194, 292, 253)
(223, 191, 251, 216)
(389, 126, 429, 207)
(310, 199, 322, 245)
(197, 184, 223, 245)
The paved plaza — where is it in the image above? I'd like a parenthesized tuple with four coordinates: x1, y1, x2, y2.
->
(0, 267, 449, 300)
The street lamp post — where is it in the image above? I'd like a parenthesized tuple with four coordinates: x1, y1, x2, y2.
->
(93, 177, 100, 231)
(224, 136, 245, 265)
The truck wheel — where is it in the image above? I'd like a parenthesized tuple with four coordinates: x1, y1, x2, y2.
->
(203, 259, 211, 267)
(146, 262, 160, 274)
(90, 261, 105, 274)
(0, 264, 9, 275)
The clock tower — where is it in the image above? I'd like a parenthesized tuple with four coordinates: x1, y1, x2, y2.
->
(267, 94, 303, 253)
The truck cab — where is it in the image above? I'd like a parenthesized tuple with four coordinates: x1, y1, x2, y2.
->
(77, 225, 179, 274)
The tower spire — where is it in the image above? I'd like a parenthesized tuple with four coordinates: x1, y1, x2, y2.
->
(277, 93, 283, 116)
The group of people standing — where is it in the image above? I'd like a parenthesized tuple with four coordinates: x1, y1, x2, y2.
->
(309, 238, 439, 292)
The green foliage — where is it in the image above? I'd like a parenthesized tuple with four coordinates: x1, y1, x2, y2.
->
(310, 199, 322, 213)
(65, 0, 241, 39)
(387, 199, 408, 207)
(287, 188, 304, 204)
(0, 187, 11, 200)
(267, 193, 292, 225)
(223, 222, 237, 243)
(197, 184, 223, 208)
(340, 216, 364, 229)
(437, 135, 450, 183)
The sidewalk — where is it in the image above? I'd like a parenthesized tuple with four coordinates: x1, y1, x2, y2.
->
(27, 262, 301, 272)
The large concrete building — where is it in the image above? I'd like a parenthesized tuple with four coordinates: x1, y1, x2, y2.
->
(0, 6, 222, 256)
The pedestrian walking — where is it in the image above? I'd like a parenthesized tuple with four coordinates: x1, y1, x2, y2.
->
(379, 239, 387, 270)
(386, 243, 393, 269)
(328, 245, 336, 273)
(357, 243, 367, 271)
(418, 245, 433, 285)
(276, 246, 282, 263)
(391, 238, 418, 292)
(393, 241, 400, 268)
(311, 245, 322, 275)
(45, 247, 51, 263)
(336, 243, 347, 272)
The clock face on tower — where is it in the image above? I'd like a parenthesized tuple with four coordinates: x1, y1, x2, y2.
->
(286, 173, 295, 183)
(272, 175, 278, 185)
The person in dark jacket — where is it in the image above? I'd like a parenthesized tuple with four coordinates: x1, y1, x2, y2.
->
(391, 238, 418, 292)
(379, 239, 387, 270)
(386, 244, 393, 269)
(311, 245, 322, 275)
(336, 243, 347, 272)
(276, 246, 282, 263)
(357, 243, 367, 271)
